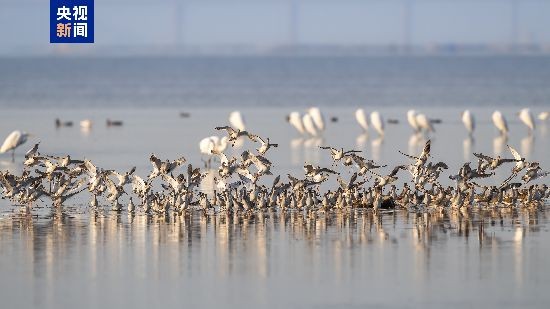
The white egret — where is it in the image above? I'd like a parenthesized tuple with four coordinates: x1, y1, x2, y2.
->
(407, 110, 420, 133)
(492, 111, 508, 135)
(199, 135, 229, 166)
(0, 130, 30, 161)
(461, 109, 475, 135)
(518, 108, 535, 133)
(229, 111, 246, 131)
(415, 113, 434, 133)
(308, 107, 325, 132)
(288, 111, 305, 135)
(199, 136, 229, 155)
(538, 111, 550, 121)
(355, 108, 369, 131)
(370, 111, 384, 137)
(80, 119, 92, 129)
(302, 114, 319, 137)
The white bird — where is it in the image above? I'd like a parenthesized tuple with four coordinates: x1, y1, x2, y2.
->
(355, 108, 369, 131)
(229, 111, 246, 132)
(415, 113, 434, 133)
(518, 108, 535, 133)
(308, 107, 325, 132)
(80, 119, 92, 129)
(199, 136, 229, 155)
(370, 111, 384, 137)
(0, 130, 30, 161)
(407, 110, 420, 133)
(538, 111, 550, 121)
(199, 136, 229, 166)
(492, 111, 508, 135)
(288, 111, 305, 135)
(461, 110, 475, 135)
(302, 114, 318, 137)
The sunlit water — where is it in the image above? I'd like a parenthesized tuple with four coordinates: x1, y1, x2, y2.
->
(0, 56, 549, 308)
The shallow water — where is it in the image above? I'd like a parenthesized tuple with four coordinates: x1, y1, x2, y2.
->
(1, 208, 550, 308)
(1, 55, 550, 308)
(0, 106, 549, 308)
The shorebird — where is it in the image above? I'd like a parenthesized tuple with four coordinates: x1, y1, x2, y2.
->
(518, 108, 536, 134)
(461, 110, 475, 135)
(320, 146, 361, 164)
(287, 111, 306, 135)
(349, 154, 386, 175)
(407, 110, 420, 133)
(522, 166, 549, 183)
(148, 154, 186, 179)
(473, 152, 521, 172)
(369, 165, 407, 188)
(303, 164, 339, 182)
(370, 111, 384, 137)
(251, 135, 278, 155)
(1, 130, 30, 161)
(492, 110, 508, 135)
(355, 108, 369, 132)
(416, 113, 434, 133)
(215, 126, 255, 144)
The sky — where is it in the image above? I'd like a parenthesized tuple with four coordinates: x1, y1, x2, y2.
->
(1, 0, 550, 54)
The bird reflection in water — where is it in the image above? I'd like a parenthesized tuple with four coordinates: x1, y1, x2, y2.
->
(371, 136, 384, 162)
(408, 133, 425, 157)
(521, 134, 534, 160)
(355, 133, 368, 150)
(493, 134, 508, 156)
(463, 136, 474, 162)
(1, 207, 546, 264)
(290, 137, 323, 166)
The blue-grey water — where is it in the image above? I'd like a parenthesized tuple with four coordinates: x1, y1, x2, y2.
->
(0, 56, 549, 308)
(1, 56, 550, 108)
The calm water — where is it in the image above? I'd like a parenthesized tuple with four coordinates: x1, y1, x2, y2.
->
(1, 56, 550, 108)
(0, 56, 549, 308)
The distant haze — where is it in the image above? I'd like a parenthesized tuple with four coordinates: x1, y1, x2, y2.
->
(1, 0, 550, 55)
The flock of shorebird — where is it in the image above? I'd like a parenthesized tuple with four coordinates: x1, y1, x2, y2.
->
(0, 116, 548, 215)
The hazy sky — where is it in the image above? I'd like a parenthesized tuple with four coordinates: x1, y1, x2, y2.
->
(1, 0, 550, 53)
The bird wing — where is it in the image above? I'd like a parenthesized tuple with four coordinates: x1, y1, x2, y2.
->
(389, 165, 406, 177)
(162, 174, 180, 191)
(215, 126, 235, 135)
(473, 152, 493, 161)
(150, 154, 162, 172)
(213, 152, 229, 165)
(253, 134, 265, 145)
(272, 175, 281, 188)
(131, 175, 146, 193)
(421, 140, 431, 158)
(83, 159, 97, 177)
(507, 145, 522, 162)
